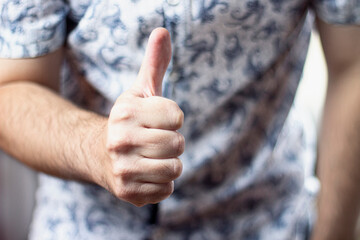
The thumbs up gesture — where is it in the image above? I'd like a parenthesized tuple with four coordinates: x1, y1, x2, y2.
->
(105, 28, 185, 207)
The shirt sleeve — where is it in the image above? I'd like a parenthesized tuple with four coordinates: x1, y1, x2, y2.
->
(312, 0, 360, 25)
(0, 0, 68, 59)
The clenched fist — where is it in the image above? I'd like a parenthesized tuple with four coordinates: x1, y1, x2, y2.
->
(104, 28, 184, 207)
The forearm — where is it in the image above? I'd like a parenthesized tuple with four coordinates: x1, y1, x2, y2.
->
(0, 28, 184, 207)
(0, 81, 108, 185)
(312, 65, 360, 239)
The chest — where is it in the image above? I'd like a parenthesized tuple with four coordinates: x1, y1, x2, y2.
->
(67, 0, 308, 35)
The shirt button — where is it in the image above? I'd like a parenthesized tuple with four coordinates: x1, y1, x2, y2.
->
(166, 0, 180, 6)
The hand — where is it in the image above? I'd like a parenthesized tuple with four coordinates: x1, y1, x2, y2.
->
(104, 28, 185, 207)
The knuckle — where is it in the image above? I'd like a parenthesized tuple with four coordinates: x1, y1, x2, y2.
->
(171, 103, 184, 129)
(112, 181, 148, 207)
(111, 98, 136, 123)
(163, 182, 174, 197)
(174, 133, 185, 156)
(106, 140, 116, 152)
(116, 167, 134, 182)
(113, 185, 126, 199)
(118, 133, 131, 147)
(163, 158, 182, 180)
(112, 131, 133, 152)
(116, 186, 136, 203)
(116, 102, 135, 122)
(111, 161, 136, 183)
(106, 128, 116, 151)
(144, 183, 174, 205)
(172, 158, 183, 179)
(107, 123, 134, 153)
(111, 161, 121, 175)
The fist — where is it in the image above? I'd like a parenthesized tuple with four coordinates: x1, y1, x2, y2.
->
(105, 28, 185, 207)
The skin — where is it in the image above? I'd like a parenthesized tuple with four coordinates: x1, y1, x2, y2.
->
(0, 28, 184, 207)
(311, 19, 360, 240)
(0, 18, 359, 237)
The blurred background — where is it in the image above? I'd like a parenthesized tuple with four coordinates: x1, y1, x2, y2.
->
(0, 32, 327, 240)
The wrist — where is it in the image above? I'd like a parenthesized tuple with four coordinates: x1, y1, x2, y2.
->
(79, 113, 111, 188)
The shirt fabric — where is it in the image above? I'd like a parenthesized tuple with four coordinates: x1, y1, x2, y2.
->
(1, 0, 359, 239)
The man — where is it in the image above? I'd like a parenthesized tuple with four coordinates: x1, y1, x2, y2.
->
(0, 0, 359, 239)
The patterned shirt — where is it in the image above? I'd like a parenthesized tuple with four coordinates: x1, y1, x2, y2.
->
(1, 0, 359, 239)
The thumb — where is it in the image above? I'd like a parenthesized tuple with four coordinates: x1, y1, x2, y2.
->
(134, 27, 172, 97)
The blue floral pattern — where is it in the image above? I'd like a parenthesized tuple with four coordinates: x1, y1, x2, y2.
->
(1, 0, 359, 239)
